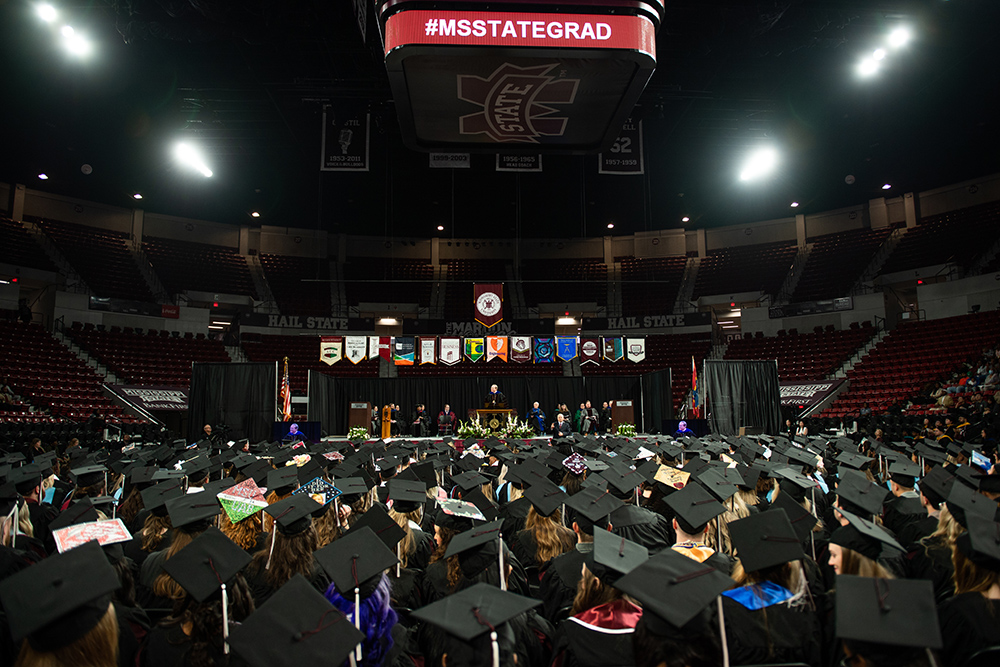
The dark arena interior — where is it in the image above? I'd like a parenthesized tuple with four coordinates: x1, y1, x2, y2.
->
(1, 1, 1000, 666)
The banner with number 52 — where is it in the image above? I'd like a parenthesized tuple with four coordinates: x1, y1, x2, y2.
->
(599, 118, 643, 175)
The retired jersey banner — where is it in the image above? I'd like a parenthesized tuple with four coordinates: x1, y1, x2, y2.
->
(598, 118, 643, 175)
(533, 337, 555, 363)
(320, 108, 370, 172)
(474, 283, 504, 328)
(626, 337, 646, 363)
(320, 336, 343, 365)
(420, 337, 437, 365)
(486, 336, 508, 362)
(603, 336, 624, 362)
(580, 337, 600, 365)
(394, 336, 416, 365)
(510, 336, 532, 364)
(440, 337, 462, 365)
(465, 337, 485, 362)
(345, 336, 367, 364)
(556, 336, 578, 361)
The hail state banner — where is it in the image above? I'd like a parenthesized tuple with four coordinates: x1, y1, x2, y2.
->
(510, 336, 532, 364)
(440, 337, 462, 365)
(626, 337, 646, 363)
(556, 336, 578, 361)
(580, 337, 600, 365)
(603, 336, 624, 362)
(533, 337, 555, 363)
(345, 336, 367, 364)
(486, 336, 508, 362)
(394, 336, 416, 365)
(465, 337, 485, 362)
(420, 337, 437, 364)
(473, 283, 504, 328)
(320, 336, 343, 365)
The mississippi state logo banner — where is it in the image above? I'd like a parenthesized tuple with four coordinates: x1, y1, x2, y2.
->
(603, 336, 624, 362)
(419, 337, 437, 364)
(345, 336, 367, 364)
(486, 336, 508, 362)
(394, 336, 416, 365)
(320, 336, 343, 365)
(474, 283, 503, 328)
(556, 336, 578, 361)
(580, 337, 600, 365)
(626, 337, 646, 363)
(440, 337, 462, 365)
(465, 337, 485, 362)
(510, 336, 532, 364)
(533, 337, 555, 363)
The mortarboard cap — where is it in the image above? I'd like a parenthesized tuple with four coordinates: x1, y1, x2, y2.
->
(451, 470, 488, 492)
(585, 527, 648, 585)
(332, 477, 369, 498)
(768, 490, 818, 542)
(564, 486, 623, 528)
(562, 453, 588, 476)
(947, 482, 1000, 529)
(837, 476, 889, 516)
(315, 526, 398, 597)
(343, 504, 406, 550)
(267, 466, 300, 494)
(523, 479, 567, 516)
(957, 513, 1000, 573)
(47, 497, 99, 532)
(694, 469, 738, 503)
(410, 582, 539, 641)
(387, 478, 426, 513)
(665, 482, 725, 534)
(264, 495, 321, 535)
(729, 509, 804, 572)
(835, 575, 942, 649)
(71, 464, 106, 488)
(141, 479, 186, 513)
(162, 526, 252, 602)
(831, 509, 905, 560)
(166, 492, 222, 529)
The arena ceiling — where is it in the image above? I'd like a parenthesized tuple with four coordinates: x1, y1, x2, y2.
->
(1, 0, 998, 241)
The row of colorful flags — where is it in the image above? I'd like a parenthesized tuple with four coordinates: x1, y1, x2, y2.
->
(319, 335, 648, 366)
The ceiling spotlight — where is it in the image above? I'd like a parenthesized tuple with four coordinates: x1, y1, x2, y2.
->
(60, 25, 73, 37)
(36, 4, 57, 22)
(857, 58, 879, 77)
(174, 142, 213, 177)
(37, 173, 49, 180)
(436, 225, 444, 231)
(739, 147, 779, 181)
(882, 183, 892, 190)
(607, 223, 615, 229)
(250, 211, 260, 218)
(872, 48, 887, 61)
(132, 193, 143, 200)
(62, 32, 93, 57)
(888, 27, 911, 49)
(790, 202, 800, 208)
(556, 317, 577, 325)
(378, 318, 398, 326)
(682, 216, 690, 222)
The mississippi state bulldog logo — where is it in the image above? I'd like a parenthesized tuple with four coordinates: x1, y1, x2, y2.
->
(458, 63, 579, 143)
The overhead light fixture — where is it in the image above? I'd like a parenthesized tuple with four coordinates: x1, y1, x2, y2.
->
(210, 320, 230, 326)
(60, 25, 73, 37)
(872, 48, 887, 61)
(882, 183, 892, 190)
(857, 58, 879, 77)
(378, 317, 398, 326)
(250, 211, 260, 218)
(790, 202, 799, 208)
(437, 225, 444, 231)
(556, 317, 576, 325)
(888, 27, 911, 49)
(132, 193, 143, 200)
(208, 325, 224, 330)
(682, 216, 690, 222)
(36, 4, 57, 22)
(716, 320, 734, 325)
(739, 147, 778, 181)
(37, 173, 49, 180)
(721, 325, 740, 329)
(174, 142, 213, 177)
(606, 223, 614, 229)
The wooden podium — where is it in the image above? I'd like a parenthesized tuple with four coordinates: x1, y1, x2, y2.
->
(611, 400, 634, 432)
(475, 408, 516, 432)
(348, 401, 371, 435)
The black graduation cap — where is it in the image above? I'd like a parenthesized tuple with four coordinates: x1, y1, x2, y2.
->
(240, 460, 272, 486)
(947, 482, 1000, 528)
(452, 470, 488, 492)
(162, 526, 252, 602)
(203, 477, 238, 496)
(615, 548, 733, 630)
(580, 474, 609, 492)
(266, 466, 300, 494)
(836, 452, 871, 470)
(47, 497, 100, 532)
(332, 477, 370, 498)
(585, 527, 648, 585)
(141, 479, 186, 512)
(914, 442, 947, 464)
(71, 464, 106, 487)
(166, 492, 222, 529)
(229, 574, 365, 667)
(407, 460, 438, 489)
(957, 513, 1000, 573)
(835, 575, 942, 649)
(264, 495, 322, 535)
(152, 468, 187, 483)
(32, 451, 57, 471)
(443, 519, 504, 578)
(461, 487, 500, 522)
(410, 582, 540, 641)
(729, 509, 805, 572)
(182, 456, 212, 479)
(343, 504, 406, 551)
(695, 469, 738, 503)
(523, 479, 567, 516)
(0, 541, 120, 649)
(564, 485, 623, 526)
(296, 460, 325, 486)
(8, 464, 42, 493)
(768, 490, 818, 542)
(315, 526, 398, 597)
(837, 475, 889, 516)
(888, 459, 921, 485)
(388, 478, 427, 513)
(128, 466, 158, 487)
(831, 509, 905, 560)
(600, 466, 645, 496)
(664, 483, 726, 534)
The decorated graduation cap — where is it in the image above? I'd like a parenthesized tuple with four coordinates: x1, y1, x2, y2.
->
(0, 541, 120, 651)
(729, 508, 804, 572)
(665, 482, 726, 535)
(584, 527, 648, 586)
(562, 452, 588, 476)
(294, 476, 342, 507)
(217, 478, 268, 524)
(830, 508, 905, 561)
(230, 574, 365, 667)
(835, 575, 942, 652)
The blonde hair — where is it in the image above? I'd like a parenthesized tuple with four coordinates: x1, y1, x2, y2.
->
(389, 507, 423, 568)
(837, 546, 895, 579)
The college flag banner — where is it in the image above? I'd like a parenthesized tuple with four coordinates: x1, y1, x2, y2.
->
(345, 336, 367, 364)
(320, 336, 343, 365)
(603, 337, 624, 362)
(280, 356, 292, 421)
(486, 336, 508, 362)
(556, 336, 578, 361)
(440, 337, 462, 365)
(510, 336, 532, 364)
(394, 336, 416, 365)
(465, 337, 485, 363)
(691, 356, 701, 418)
(626, 337, 646, 363)
(533, 337, 555, 363)
(420, 337, 437, 365)
(379, 336, 393, 361)
(369, 336, 380, 360)
(473, 283, 504, 328)
(580, 337, 600, 365)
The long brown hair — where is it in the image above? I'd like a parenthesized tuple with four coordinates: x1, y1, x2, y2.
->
(118, 487, 143, 527)
(251, 525, 320, 589)
(160, 574, 255, 667)
(140, 513, 172, 553)
(525, 506, 575, 564)
(313, 505, 342, 548)
(152, 530, 199, 600)
(836, 546, 895, 579)
(262, 490, 291, 533)
(953, 544, 1000, 596)
(571, 565, 623, 615)
(429, 525, 463, 591)
(219, 512, 261, 552)
(15, 601, 119, 667)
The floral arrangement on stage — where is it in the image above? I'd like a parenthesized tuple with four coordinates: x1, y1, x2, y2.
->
(502, 414, 536, 439)
(347, 426, 369, 442)
(456, 415, 535, 439)
(457, 417, 492, 439)
(615, 423, 638, 438)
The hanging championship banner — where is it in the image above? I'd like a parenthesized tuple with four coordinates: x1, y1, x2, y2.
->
(345, 336, 367, 364)
(486, 336, 508, 362)
(556, 336, 578, 361)
(598, 118, 643, 175)
(626, 337, 646, 363)
(510, 336, 532, 364)
(465, 337, 484, 363)
(496, 154, 542, 172)
(580, 337, 600, 365)
(394, 336, 416, 365)
(440, 337, 462, 365)
(320, 108, 370, 172)
(320, 336, 343, 365)
(419, 337, 437, 364)
(473, 283, 504, 328)
(603, 336, 624, 362)
(533, 337, 555, 363)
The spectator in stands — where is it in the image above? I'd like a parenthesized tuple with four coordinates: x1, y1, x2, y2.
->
(412, 404, 429, 437)
(0, 379, 13, 405)
(784, 419, 794, 437)
(529, 402, 546, 434)
(796, 420, 808, 436)
(552, 413, 572, 438)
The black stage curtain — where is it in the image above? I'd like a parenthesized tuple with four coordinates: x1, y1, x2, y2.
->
(189, 363, 276, 443)
(703, 359, 781, 436)
(639, 369, 673, 434)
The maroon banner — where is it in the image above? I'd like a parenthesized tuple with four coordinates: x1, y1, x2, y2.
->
(107, 385, 188, 411)
(510, 336, 532, 364)
(474, 283, 504, 328)
(379, 336, 393, 362)
(779, 379, 846, 410)
(580, 337, 600, 365)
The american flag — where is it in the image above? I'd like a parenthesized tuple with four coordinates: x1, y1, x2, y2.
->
(691, 356, 701, 418)
(280, 356, 292, 421)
